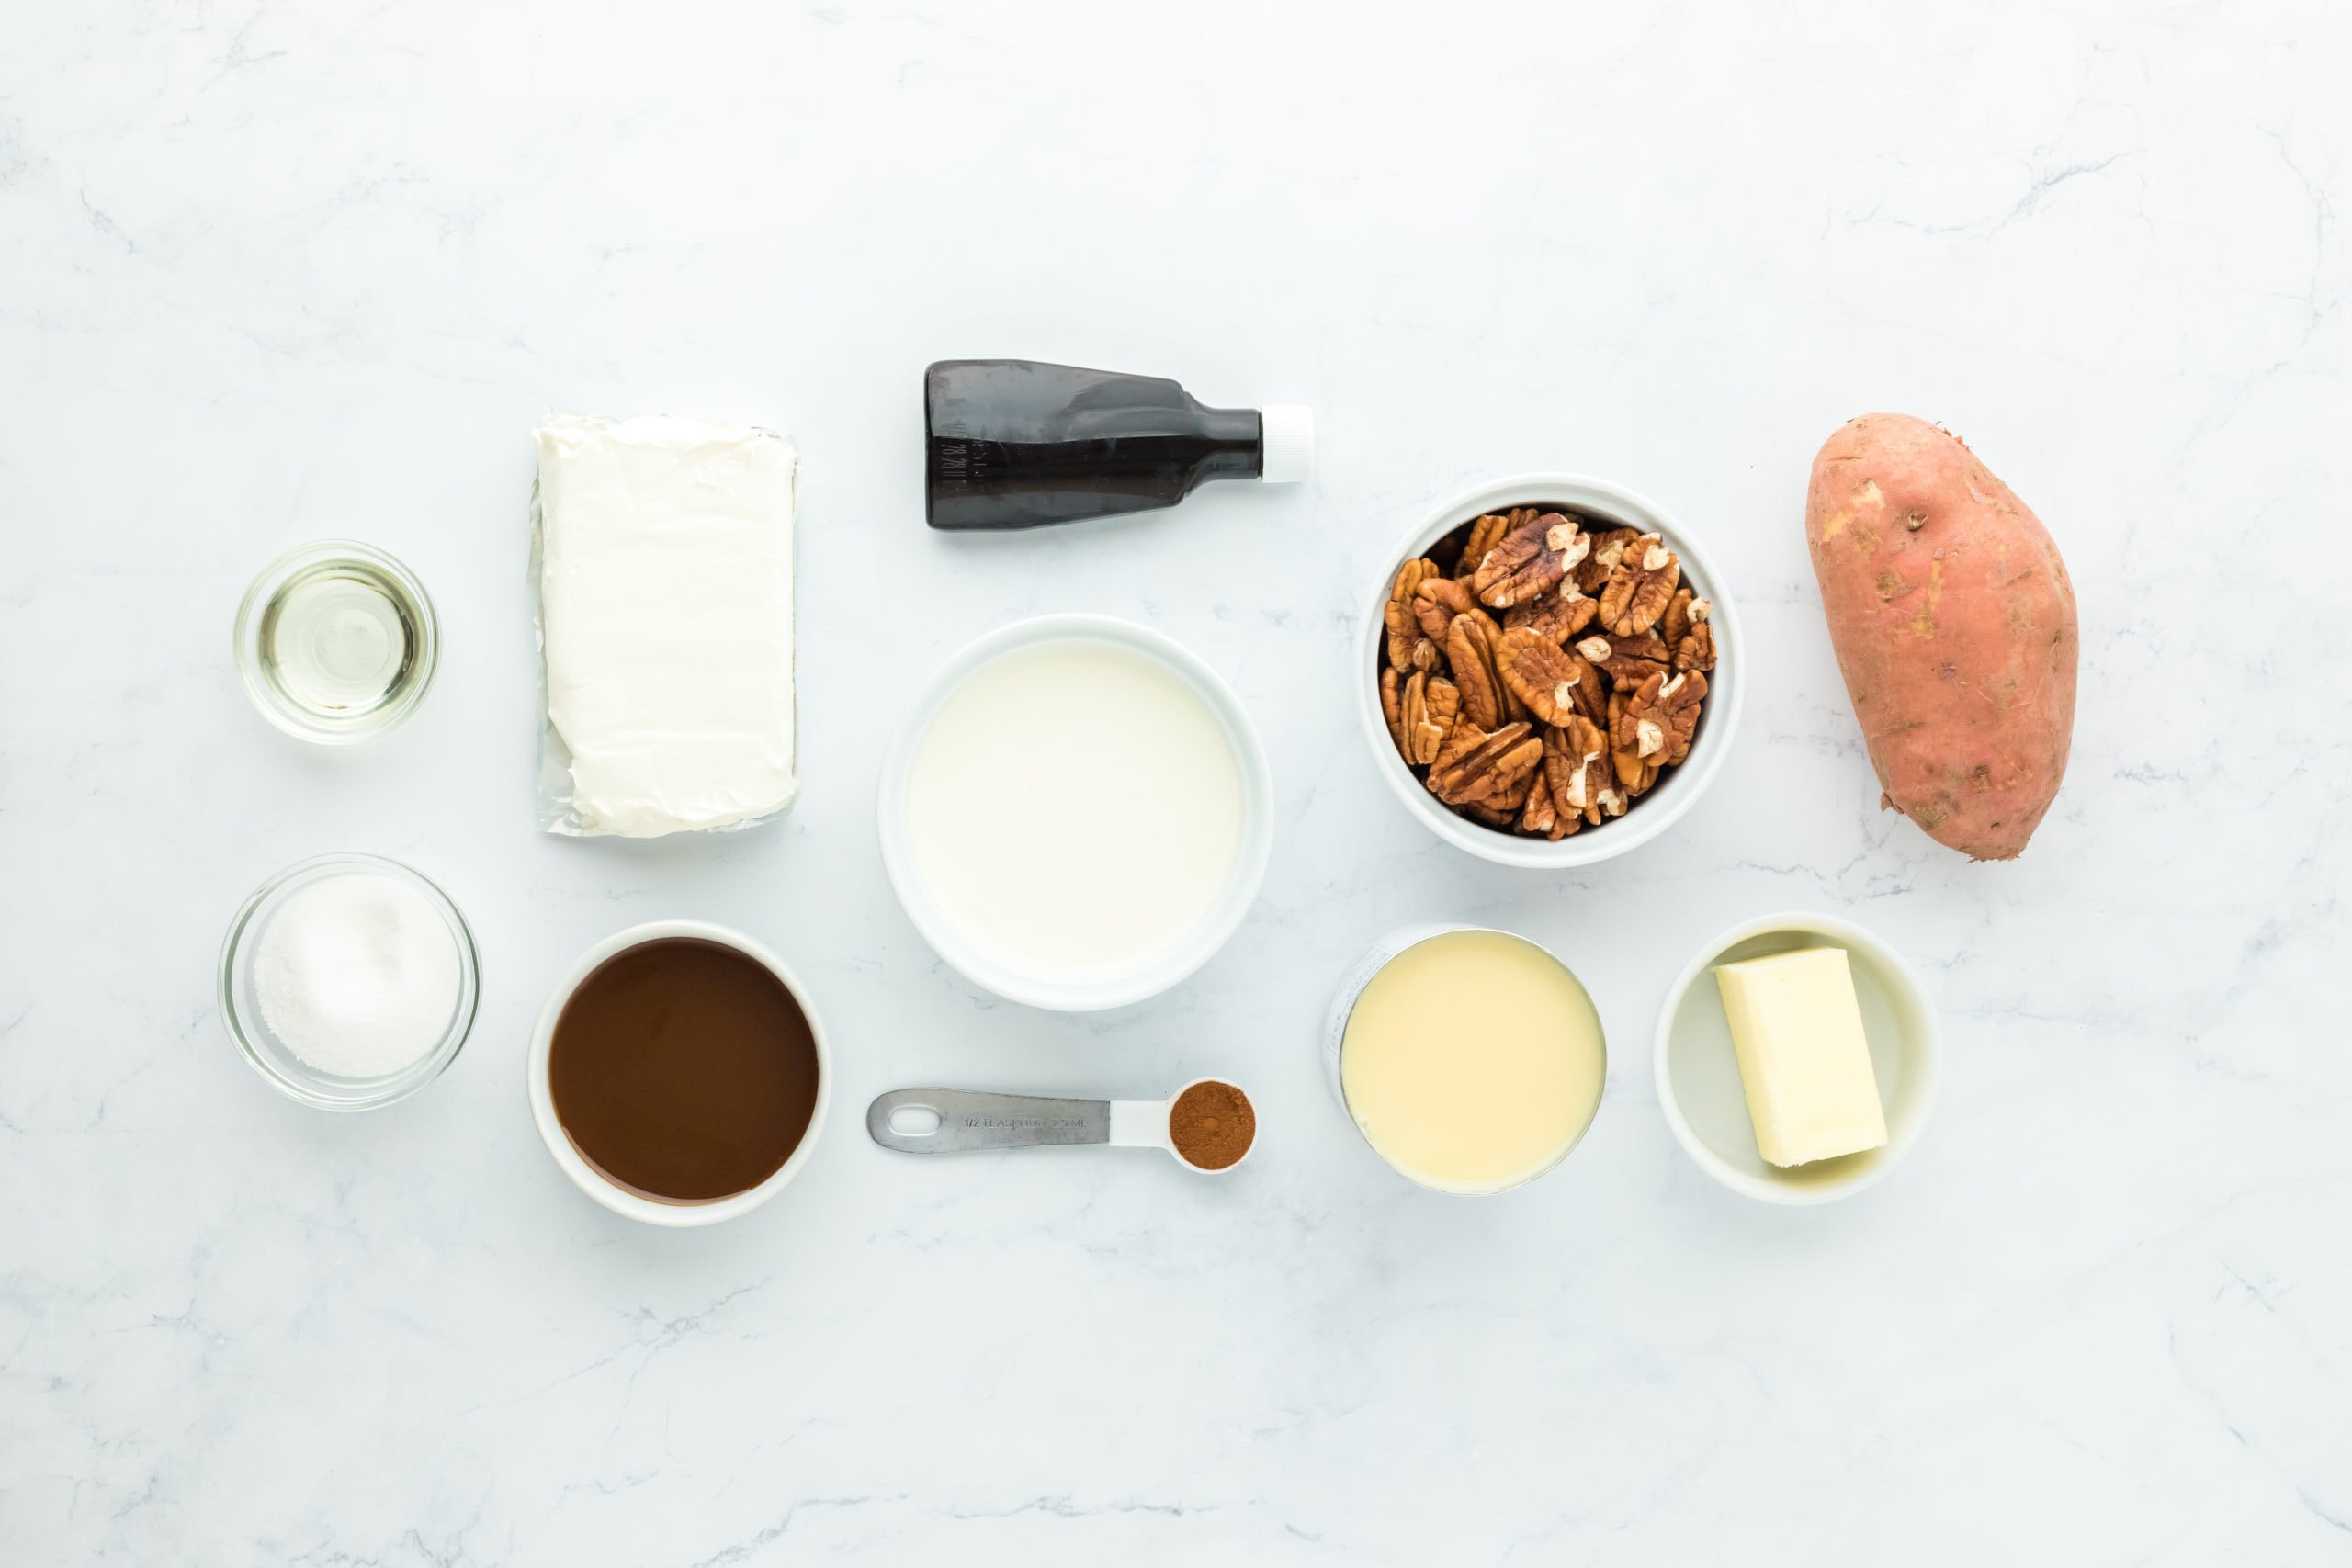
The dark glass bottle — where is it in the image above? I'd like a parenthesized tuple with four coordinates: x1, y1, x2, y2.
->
(925, 360, 1311, 530)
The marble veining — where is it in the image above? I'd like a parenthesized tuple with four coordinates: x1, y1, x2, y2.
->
(2, 1, 2347, 1562)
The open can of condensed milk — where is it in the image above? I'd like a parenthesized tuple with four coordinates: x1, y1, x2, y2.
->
(1323, 924, 1608, 1195)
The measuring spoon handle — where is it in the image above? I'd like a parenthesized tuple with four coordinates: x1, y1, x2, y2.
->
(866, 1089, 1110, 1154)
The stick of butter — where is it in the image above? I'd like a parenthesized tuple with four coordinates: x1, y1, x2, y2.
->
(1713, 946, 1887, 1167)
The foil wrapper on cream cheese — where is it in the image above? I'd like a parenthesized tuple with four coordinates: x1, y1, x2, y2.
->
(532, 413, 797, 837)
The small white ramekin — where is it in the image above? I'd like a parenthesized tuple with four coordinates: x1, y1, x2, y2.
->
(527, 919, 831, 1227)
(1356, 473, 1744, 869)
(1320, 923, 1608, 1195)
(876, 614, 1275, 1013)
(1653, 911, 1939, 1206)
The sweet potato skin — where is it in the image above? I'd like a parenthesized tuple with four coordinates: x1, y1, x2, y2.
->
(1806, 414, 2077, 860)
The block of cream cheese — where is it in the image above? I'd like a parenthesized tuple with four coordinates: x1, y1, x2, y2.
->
(1713, 946, 1887, 1167)
(535, 414, 797, 837)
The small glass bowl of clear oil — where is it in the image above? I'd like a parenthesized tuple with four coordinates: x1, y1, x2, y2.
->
(233, 541, 438, 742)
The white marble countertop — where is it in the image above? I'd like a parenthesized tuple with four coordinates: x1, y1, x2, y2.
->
(5, 3, 2347, 1562)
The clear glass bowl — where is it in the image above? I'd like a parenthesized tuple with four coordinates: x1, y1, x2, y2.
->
(218, 852, 479, 1111)
(232, 540, 439, 743)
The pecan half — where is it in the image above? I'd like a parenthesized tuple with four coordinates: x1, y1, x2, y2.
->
(1575, 526, 1641, 594)
(1609, 684, 1658, 795)
(1663, 592, 1715, 671)
(1519, 765, 1569, 840)
(1674, 621, 1716, 674)
(1634, 669, 1706, 766)
(1427, 720, 1543, 808)
(1472, 512, 1589, 609)
(1575, 631, 1671, 690)
(1380, 666, 1406, 753)
(1445, 610, 1509, 728)
(1400, 672, 1464, 766)
(1385, 558, 1441, 672)
(1497, 626, 1601, 727)
(1424, 674, 1460, 734)
(1660, 588, 1696, 648)
(1560, 642, 1609, 718)
(1397, 671, 1445, 765)
(1599, 533, 1680, 637)
(1544, 715, 1621, 826)
(1412, 575, 1479, 641)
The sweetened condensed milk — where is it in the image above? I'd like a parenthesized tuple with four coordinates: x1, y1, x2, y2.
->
(1335, 929, 1605, 1194)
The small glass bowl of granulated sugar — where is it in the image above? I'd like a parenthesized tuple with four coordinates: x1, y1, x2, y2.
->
(219, 852, 480, 1111)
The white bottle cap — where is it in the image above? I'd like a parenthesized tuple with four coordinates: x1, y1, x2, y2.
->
(1258, 404, 1314, 484)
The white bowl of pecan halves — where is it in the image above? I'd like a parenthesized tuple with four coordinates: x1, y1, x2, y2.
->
(1361, 473, 1743, 868)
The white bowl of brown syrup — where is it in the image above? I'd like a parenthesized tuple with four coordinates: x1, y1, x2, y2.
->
(527, 920, 831, 1226)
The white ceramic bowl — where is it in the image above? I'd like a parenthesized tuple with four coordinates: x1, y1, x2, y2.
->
(1357, 473, 1744, 868)
(1319, 923, 1607, 1195)
(1653, 912, 1939, 1205)
(876, 614, 1275, 1012)
(527, 919, 831, 1227)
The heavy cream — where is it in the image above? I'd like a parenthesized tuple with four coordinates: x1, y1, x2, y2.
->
(535, 414, 797, 838)
(1336, 929, 1605, 1193)
(903, 639, 1245, 978)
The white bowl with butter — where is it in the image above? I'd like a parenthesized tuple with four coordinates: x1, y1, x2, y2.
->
(1653, 912, 1939, 1205)
(877, 615, 1273, 1012)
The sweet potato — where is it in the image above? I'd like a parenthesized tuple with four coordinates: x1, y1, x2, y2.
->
(1805, 414, 2077, 860)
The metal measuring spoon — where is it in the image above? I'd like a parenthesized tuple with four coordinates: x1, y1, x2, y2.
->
(865, 1079, 1253, 1174)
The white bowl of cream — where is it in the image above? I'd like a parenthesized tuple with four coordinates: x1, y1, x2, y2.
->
(877, 615, 1273, 1012)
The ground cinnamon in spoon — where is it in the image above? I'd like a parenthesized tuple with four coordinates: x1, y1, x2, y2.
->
(1169, 1080, 1255, 1170)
